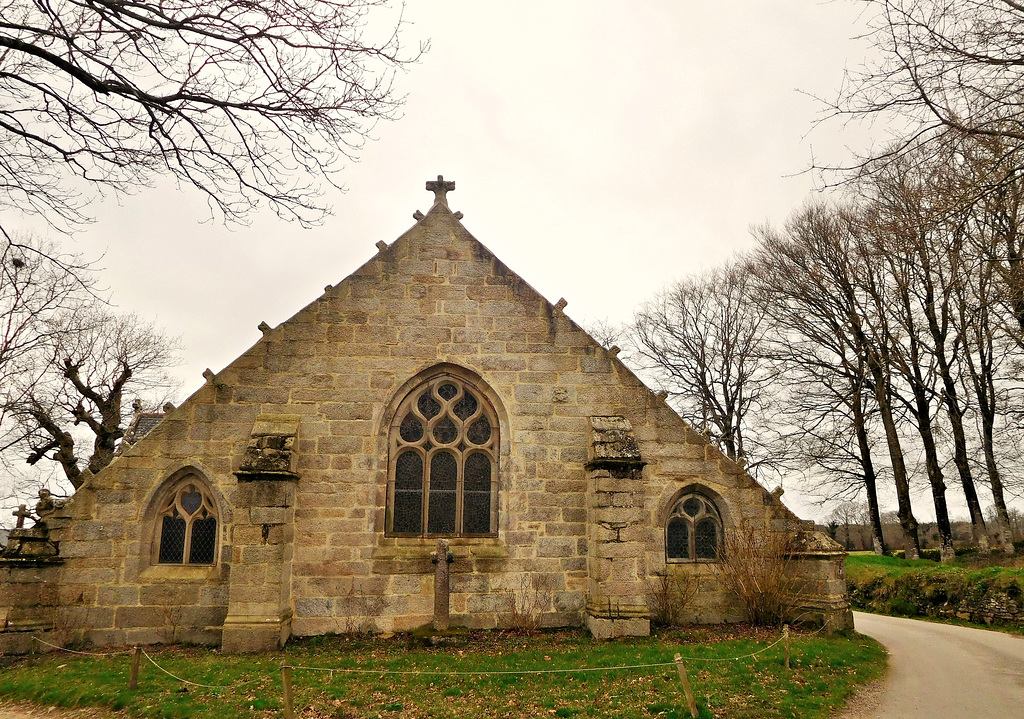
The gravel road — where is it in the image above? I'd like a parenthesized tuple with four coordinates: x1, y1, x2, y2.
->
(839, 610, 1024, 718)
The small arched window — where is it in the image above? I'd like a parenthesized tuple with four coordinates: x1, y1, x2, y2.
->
(666, 492, 722, 562)
(155, 479, 218, 565)
(387, 373, 498, 537)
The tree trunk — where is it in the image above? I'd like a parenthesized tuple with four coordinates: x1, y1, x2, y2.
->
(919, 252, 991, 555)
(916, 409, 956, 562)
(939, 383, 991, 553)
(980, 402, 1016, 554)
(869, 362, 921, 559)
(852, 381, 886, 554)
(844, 283, 921, 558)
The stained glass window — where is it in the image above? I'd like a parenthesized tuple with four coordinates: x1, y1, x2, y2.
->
(393, 452, 424, 533)
(156, 479, 218, 565)
(695, 519, 718, 560)
(159, 515, 186, 563)
(666, 492, 722, 562)
(666, 517, 689, 560)
(388, 374, 498, 536)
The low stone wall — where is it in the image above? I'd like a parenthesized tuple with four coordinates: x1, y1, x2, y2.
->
(848, 568, 1024, 626)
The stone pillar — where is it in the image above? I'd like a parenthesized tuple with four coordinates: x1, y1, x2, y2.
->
(431, 539, 454, 631)
(585, 416, 651, 639)
(222, 415, 300, 653)
(786, 529, 855, 633)
(0, 520, 64, 654)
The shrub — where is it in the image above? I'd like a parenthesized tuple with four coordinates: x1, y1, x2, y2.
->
(646, 571, 698, 626)
(715, 526, 796, 626)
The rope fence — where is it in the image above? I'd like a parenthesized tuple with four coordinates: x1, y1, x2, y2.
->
(31, 635, 131, 657)
(28, 624, 809, 719)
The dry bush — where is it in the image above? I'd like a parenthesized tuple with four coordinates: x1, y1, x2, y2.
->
(500, 575, 549, 632)
(646, 571, 698, 626)
(715, 525, 797, 626)
(157, 605, 184, 644)
(336, 582, 386, 634)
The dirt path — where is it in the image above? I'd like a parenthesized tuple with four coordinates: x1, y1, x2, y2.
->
(839, 611, 1024, 718)
(0, 702, 118, 719)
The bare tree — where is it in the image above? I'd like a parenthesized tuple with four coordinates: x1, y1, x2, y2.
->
(1, 235, 97, 403)
(631, 262, 775, 471)
(581, 318, 626, 351)
(954, 137, 1024, 551)
(830, 1, 1024, 184)
(753, 204, 895, 555)
(854, 168, 968, 559)
(830, 502, 857, 550)
(0, 0, 421, 231)
(2, 308, 180, 491)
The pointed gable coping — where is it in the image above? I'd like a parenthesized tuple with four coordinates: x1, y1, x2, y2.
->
(119, 186, 665, 464)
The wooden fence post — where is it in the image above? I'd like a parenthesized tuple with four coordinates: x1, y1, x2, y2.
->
(129, 646, 141, 690)
(783, 625, 791, 670)
(673, 653, 699, 718)
(281, 665, 294, 719)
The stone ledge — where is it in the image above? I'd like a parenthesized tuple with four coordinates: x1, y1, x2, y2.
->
(585, 600, 650, 620)
(139, 564, 221, 582)
(373, 538, 509, 560)
(0, 556, 63, 568)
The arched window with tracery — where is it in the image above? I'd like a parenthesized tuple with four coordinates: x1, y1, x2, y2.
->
(666, 492, 722, 562)
(387, 373, 499, 537)
(155, 478, 219, 565)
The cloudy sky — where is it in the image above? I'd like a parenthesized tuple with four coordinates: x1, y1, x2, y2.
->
(11, 1, 893, 518)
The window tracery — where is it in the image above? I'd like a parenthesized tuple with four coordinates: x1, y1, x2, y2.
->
(387, 374, 498, 537)
(155, 479, 218, 565)
(666, 491, 722, 562)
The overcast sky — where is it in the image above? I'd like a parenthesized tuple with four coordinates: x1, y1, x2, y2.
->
(9, 1, 912, 520)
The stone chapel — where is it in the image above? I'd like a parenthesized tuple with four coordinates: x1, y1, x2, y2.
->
(0, 177, 851, 654)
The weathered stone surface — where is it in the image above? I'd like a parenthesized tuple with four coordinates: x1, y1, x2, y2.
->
(0, 179, 850, 654)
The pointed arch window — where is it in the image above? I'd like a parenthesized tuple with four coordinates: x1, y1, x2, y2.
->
(666, 492, 722, 562)
(155, 480, 218, 565)
(387, 374, 498, 537)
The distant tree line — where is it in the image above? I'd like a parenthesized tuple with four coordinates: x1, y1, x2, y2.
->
(626, 1, 1024, 560)
(629, 139, 1024, 559)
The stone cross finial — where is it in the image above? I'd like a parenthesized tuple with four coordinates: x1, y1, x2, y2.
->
(12, 504, 32, 529)
(426, 175, 455, 208)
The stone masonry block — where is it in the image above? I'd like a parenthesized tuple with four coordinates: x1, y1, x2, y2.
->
(536, 537, 576, 558)
(250, 507, 289, 525)
(140, 584, 202, 606)
(97, 585, 140, 606)
(235, 480, 295, 508)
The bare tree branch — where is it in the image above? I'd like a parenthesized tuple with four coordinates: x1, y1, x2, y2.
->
(0, 0, 423, 231)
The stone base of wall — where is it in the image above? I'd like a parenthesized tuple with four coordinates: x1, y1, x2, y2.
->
(221, 614, 291, 653)
(0, 631, 42, 655)
(1, 559, 61, 656)
(586, 600, 650, 639)
(790, 597, 854, 633)
(586, 614, 650, 639)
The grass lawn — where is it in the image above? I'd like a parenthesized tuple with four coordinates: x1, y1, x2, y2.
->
(0, 626, 884, 719)
(847, 552, 1024, 585)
